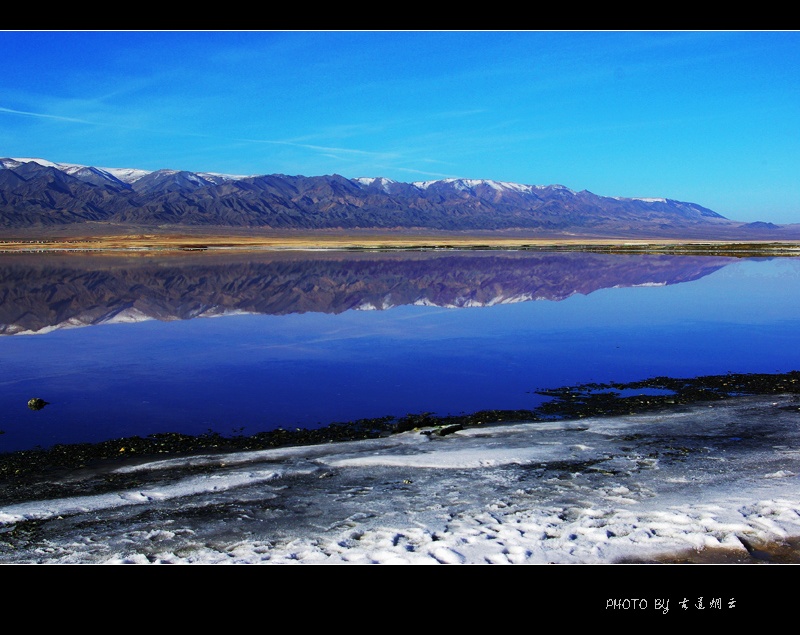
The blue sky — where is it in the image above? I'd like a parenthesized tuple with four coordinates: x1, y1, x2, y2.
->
(2, 30, 799, 223)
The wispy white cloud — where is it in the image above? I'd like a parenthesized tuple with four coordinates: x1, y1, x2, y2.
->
(0, 106, 96, 125)
(245, 138, 398, 158)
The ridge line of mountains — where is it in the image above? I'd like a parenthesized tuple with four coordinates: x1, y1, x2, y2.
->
(1, 157, 795, 239)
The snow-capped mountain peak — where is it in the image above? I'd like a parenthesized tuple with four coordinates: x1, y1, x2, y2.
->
(8, 157, 251, 186)
(410, 177, 574, 195)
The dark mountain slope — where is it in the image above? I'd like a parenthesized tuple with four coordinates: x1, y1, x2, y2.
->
(0, 158, 794, 239)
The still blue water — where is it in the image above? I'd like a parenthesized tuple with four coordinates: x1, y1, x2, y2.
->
(1, 250, 799, 452)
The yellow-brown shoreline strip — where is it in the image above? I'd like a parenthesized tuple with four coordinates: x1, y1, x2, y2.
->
(2, 233, 800, 254)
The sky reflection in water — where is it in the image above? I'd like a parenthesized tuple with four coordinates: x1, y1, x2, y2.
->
(1, 252, 799, 452)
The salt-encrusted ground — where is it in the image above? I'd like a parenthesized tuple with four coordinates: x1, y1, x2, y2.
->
(1, 394, 799, 566)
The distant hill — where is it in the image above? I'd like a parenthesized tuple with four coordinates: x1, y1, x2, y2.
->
(1, 157, 798, 240)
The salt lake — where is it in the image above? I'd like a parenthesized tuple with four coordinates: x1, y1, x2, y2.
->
(1, 248, 799, 454)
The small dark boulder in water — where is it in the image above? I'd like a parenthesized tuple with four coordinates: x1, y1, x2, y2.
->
(27, 398, 49, 411)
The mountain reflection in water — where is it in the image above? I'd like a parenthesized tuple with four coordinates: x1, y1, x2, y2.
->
(1, 250, 799, 453)
(0, 250, 731, 333)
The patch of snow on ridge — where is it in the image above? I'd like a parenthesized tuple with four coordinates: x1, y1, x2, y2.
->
(8, 158, 153, 183)
(411, 178, 576, 195)
(10, 157, 71, 169)
(8, 157, 250, 184)
(62, 165, 123, 181)
(181, 171, 210, 185)
(198, 171, 252, 181)
(100, 166, 153, 183)
(411, 178, 534, 193)
(613, 196, 668, 203)
(354, 177, 396, 186)
(354, 177, 397, 193)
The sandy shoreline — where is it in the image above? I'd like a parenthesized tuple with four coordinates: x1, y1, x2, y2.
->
(2, 232, 800, 255)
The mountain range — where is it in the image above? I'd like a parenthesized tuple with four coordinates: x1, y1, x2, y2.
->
(0, 157, 796, 239)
